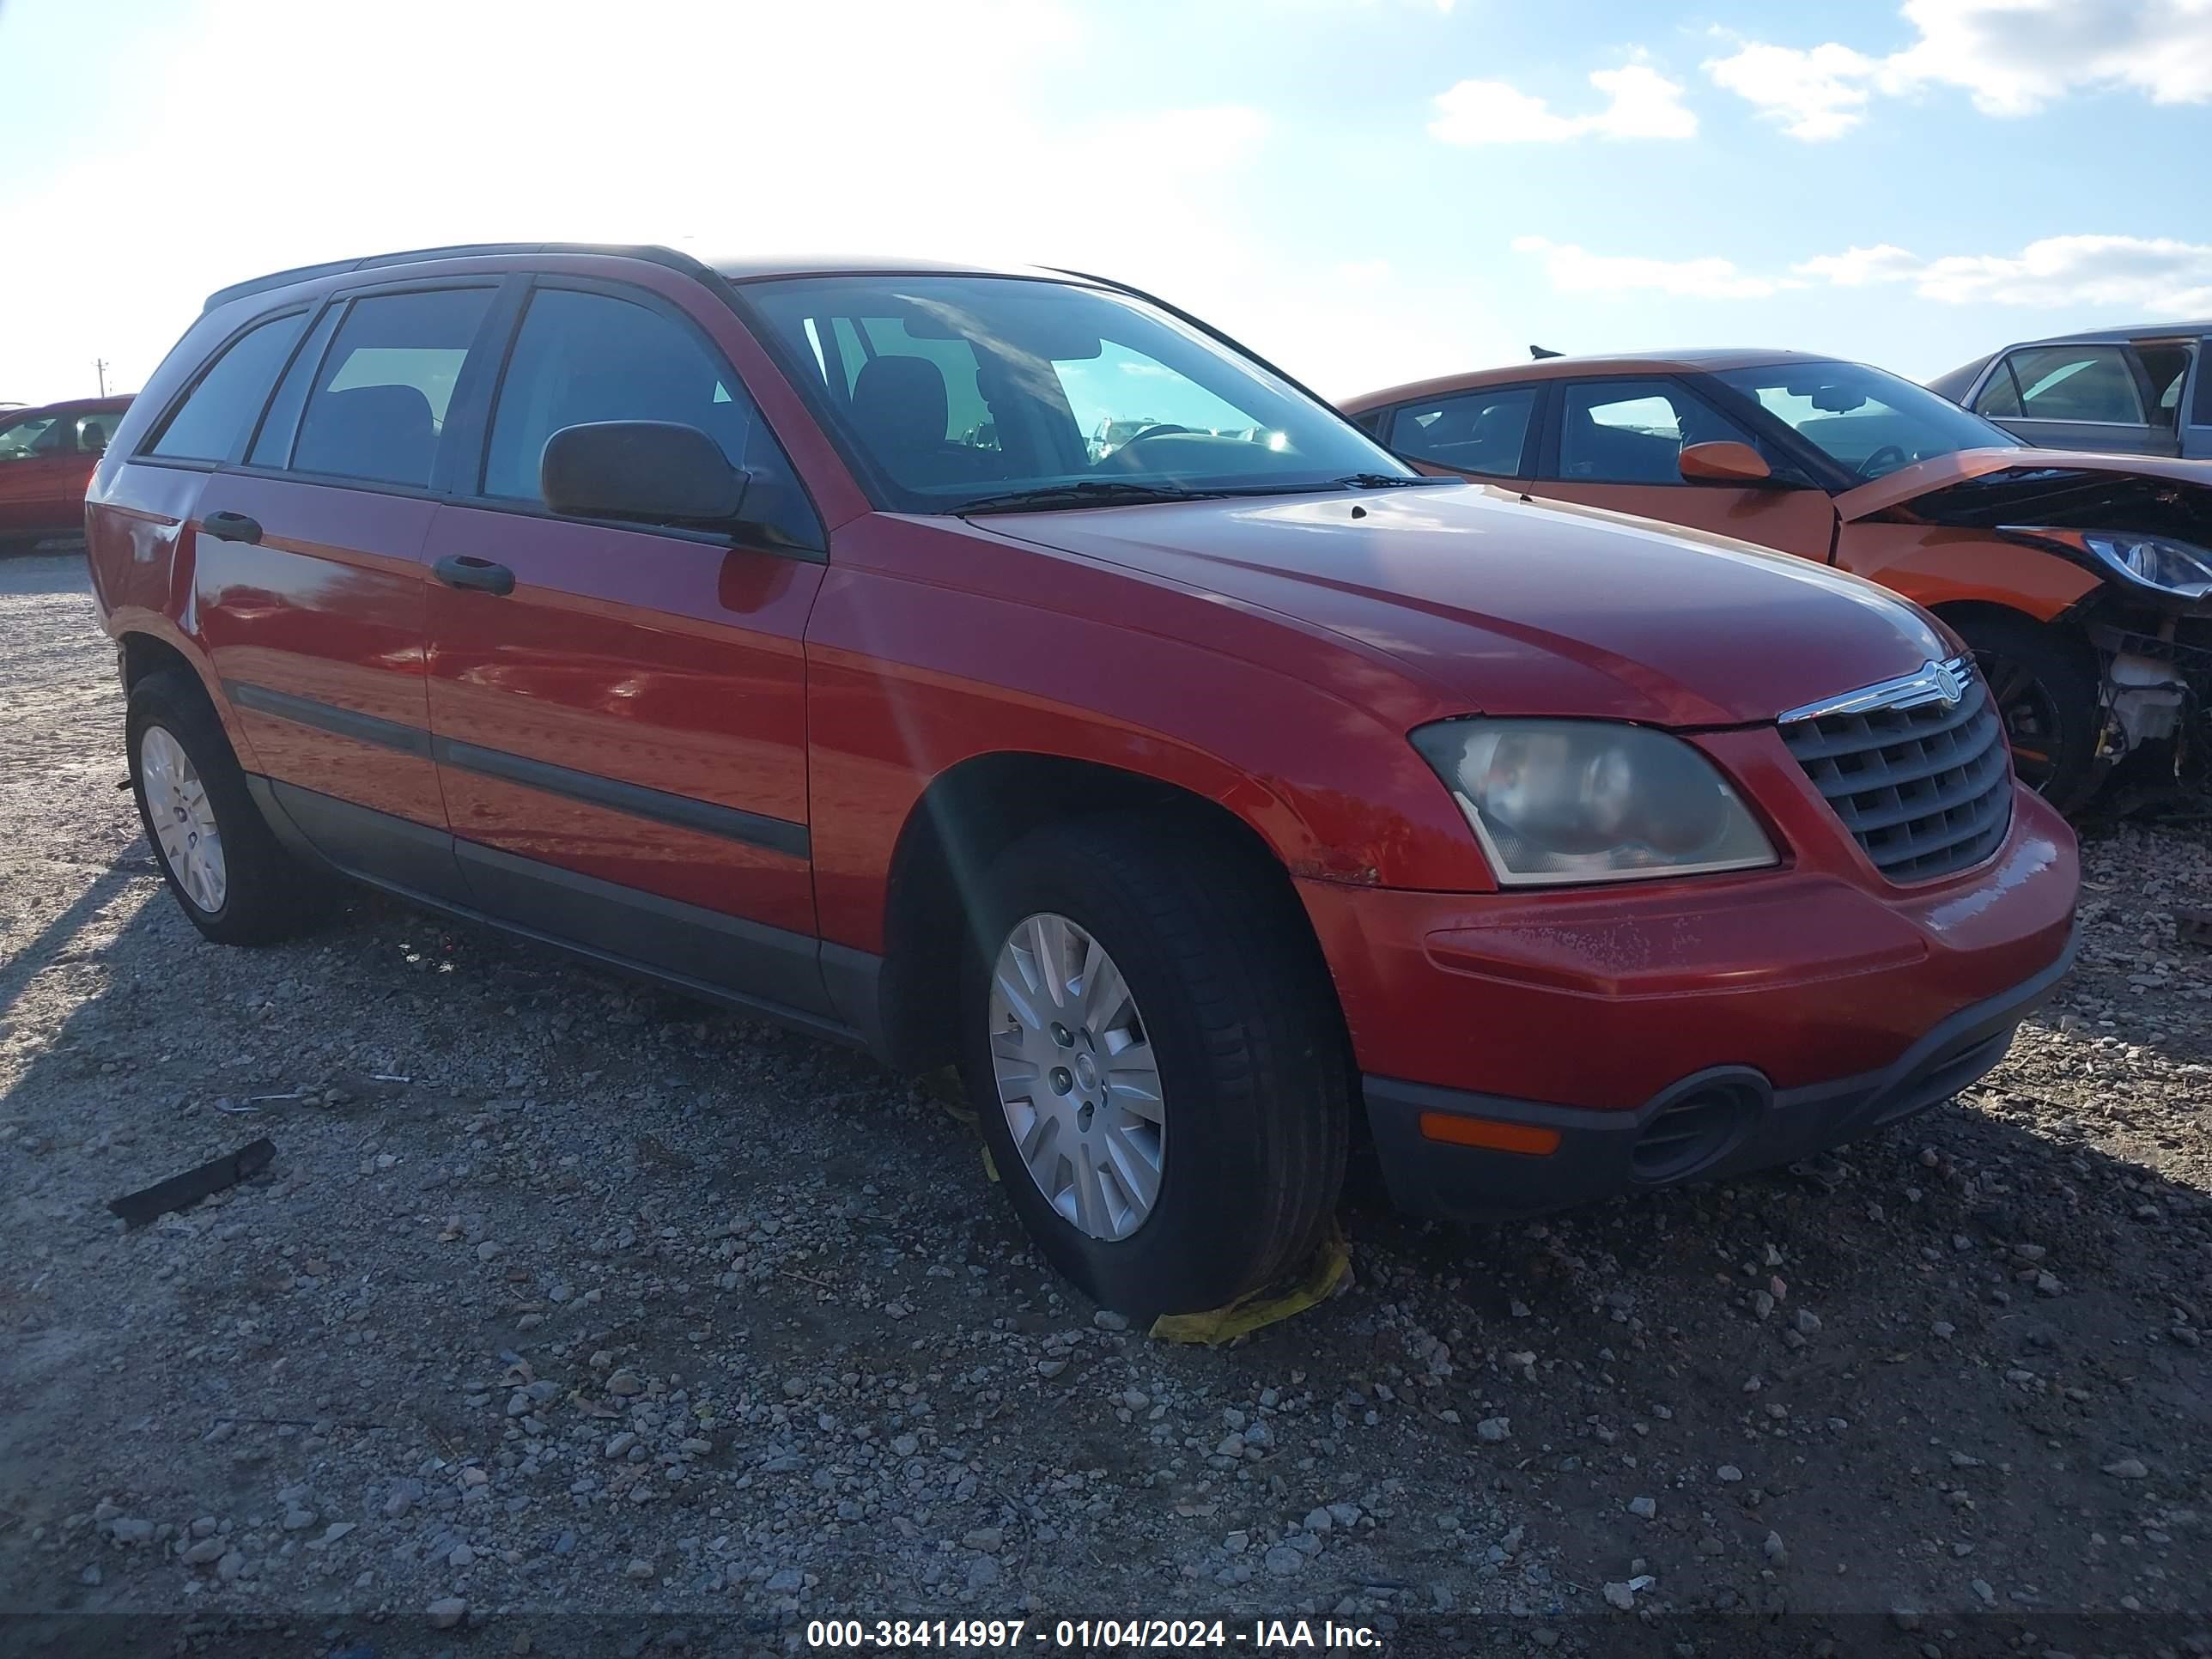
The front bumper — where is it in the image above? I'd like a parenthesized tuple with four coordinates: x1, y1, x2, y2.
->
(1361, 930, 2075, 1222)
(1300, 775, 2081, 1223)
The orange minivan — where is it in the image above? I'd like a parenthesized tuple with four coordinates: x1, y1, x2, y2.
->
(1346, 352, 2212, 806)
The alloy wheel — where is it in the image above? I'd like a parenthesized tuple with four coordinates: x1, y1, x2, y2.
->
(988, 912, 1165, 1241)
(140, 725, 228, 912)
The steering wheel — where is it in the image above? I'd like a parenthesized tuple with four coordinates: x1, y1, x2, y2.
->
(1856, 444, 1910, 479)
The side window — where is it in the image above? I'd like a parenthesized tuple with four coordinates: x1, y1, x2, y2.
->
(0, 411, 64, 460)
(292, 288, 494, 487)
(75, 410, 124, 454)
(482, 286, 817, 547)
(1387, 386, 1536, 477)
(1556, 380, 1758, 485)
(2197, 342, 2212, 428)
(1995, 345, 2146, 425)
(147, 312, 308, 462)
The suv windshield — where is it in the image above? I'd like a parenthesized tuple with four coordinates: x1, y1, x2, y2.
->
(742, 275, 1418, 512)
(1713, 360, 2023, 481)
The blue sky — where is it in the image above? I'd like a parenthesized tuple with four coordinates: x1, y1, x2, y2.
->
(3, 0, 2207, 406)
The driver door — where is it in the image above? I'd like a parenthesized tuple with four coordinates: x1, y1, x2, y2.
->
(1531, 376, 1838, 563)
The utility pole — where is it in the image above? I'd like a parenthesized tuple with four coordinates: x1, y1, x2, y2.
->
(94, 358, 110, 397)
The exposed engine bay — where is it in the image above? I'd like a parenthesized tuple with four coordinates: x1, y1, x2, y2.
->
(1899, 464, 2211, 791)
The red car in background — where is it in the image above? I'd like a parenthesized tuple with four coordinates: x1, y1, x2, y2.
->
(0, 397, 131, 547)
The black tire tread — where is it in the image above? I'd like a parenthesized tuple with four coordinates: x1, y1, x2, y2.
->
(1952, 611, 2102, 811)
(962, 811, 1350, 1314)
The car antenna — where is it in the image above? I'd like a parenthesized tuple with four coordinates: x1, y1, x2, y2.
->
(1530, 345, 1563, 360)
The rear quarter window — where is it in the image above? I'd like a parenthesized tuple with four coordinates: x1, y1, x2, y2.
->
(146, 313, 309, 462)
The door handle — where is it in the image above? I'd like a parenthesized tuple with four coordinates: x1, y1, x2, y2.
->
(201, 511, 262, 544)
(432, 555, 516, 597)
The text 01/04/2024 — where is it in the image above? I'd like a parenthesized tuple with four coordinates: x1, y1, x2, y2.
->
(805, 1619, 1383, 1650)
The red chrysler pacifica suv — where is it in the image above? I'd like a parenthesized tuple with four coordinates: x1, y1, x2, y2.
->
(88, 245, 2079, 1315)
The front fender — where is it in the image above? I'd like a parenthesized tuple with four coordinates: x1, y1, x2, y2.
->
(1838, 523, 2101, 624)
(802, 550, 1496, 953)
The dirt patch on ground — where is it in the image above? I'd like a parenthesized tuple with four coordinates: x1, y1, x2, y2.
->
(3, 550, 2209, 1657)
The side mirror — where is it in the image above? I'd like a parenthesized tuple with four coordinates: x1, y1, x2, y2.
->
(541, 421, 748, 526)
(1678, 441, 1775, 486)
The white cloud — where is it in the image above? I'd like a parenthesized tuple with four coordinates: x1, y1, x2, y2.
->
(1888, 0, 2212, 112)
(1706, 0, 2212, 139)
(1910, 234, 2212, 311)
(1794, 236, 2212, 313)
(1430, 63, 1696, 144)
(1518, 232, 2212, 314)
(1704, 41, 1881, 139)
(1510, 236, 1778, 300)
(1790, 244, 1925, 286)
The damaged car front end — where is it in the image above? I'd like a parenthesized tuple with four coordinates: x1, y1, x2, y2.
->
(1838, 456, 2212, 799)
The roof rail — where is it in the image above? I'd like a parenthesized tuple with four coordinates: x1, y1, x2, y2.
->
(201, 241, 713, 313)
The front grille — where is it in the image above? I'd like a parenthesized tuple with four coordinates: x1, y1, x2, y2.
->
(1780, 659, 2013, 882)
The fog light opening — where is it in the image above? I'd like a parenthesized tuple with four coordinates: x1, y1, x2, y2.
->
(1632, 1081, 1756, 1183)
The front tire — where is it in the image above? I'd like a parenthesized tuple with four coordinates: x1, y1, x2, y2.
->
(128, 671, 331, 945)
(1951, 612, 2101, 811)
(957, 814, 1349, 1317)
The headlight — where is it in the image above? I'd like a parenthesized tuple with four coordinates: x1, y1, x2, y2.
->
(2007, 527, 2212, 601)
(1410, 719, 1778, 886)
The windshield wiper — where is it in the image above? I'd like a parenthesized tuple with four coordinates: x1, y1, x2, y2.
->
(1331, 472, 1457, 489)
(955, 481, 1228, 515)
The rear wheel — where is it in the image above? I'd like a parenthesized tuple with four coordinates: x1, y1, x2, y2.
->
(1950, 612, 2100, 811)
(957, 814, 1349, 1317)
(128, 671, 332, 945)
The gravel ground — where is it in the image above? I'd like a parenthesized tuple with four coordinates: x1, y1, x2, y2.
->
(3, 547, 2210, 1658)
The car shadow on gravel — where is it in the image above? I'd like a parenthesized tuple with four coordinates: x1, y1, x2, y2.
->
(0, 866, 140, 1022)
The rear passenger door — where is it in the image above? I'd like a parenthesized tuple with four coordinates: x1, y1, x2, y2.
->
(1970, 343, 2170, 453)
(1531, 377, 1838, 560)
(420, 276, 834, 1018)
(186, 282, 501, 896)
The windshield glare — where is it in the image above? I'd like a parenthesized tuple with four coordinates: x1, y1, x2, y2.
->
(743, 275, 1413, 511)
(1714, 361, 2023, 481)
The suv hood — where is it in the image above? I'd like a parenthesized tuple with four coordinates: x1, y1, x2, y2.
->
(1836, 446, 2212, 529)
(984, 483, 1950, 726)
